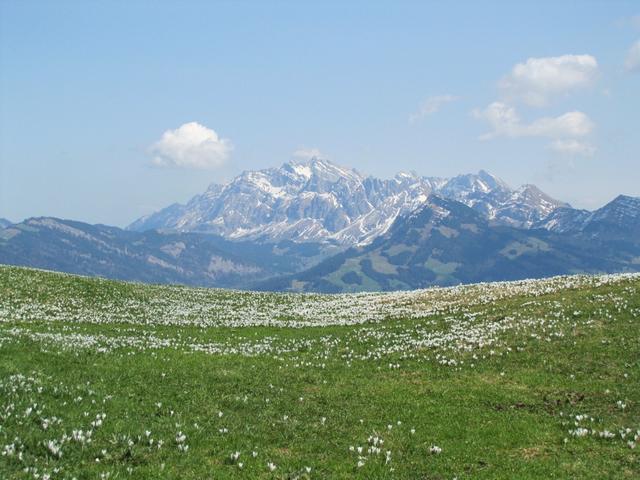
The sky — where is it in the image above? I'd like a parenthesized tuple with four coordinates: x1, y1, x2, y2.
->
(1, 0, 639, 227)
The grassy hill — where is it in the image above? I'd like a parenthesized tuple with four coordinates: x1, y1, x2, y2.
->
(0, 265, 639, 478)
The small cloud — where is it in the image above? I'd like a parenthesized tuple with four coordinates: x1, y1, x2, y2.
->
(150, 122, 232, 169)
(409, 94, 460, 123)
(624, 40, 640, 72)
(473, 102, 594, 140)
(614, 14, 640, 30)
(499, 54, 598, 107)
(630, 15, 640, 30)
(549, 139, 596, 157)
(292, 148, 326, 160)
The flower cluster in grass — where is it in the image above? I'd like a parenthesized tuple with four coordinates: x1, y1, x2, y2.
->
(1, 266, 637, 328)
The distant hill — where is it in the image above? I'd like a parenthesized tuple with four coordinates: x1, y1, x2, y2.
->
(0, 217, 337, 288)
(0, 218, 13, 229)
(257, 195, 640, 293)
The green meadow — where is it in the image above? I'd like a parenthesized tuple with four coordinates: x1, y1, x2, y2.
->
(0, 266, 638, 479)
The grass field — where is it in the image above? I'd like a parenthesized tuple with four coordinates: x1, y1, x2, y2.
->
(1, 265, 639, 479)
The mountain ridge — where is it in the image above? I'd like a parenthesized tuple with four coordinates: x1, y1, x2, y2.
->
(0, 217, 336, 288)
(128, 158, 568, 245)
(256, 193, 640, 292)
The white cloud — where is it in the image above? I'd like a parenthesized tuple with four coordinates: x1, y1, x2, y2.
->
(150, 122, 232, 169)
(614, 14, 640, 30)
(549, 139, 596, 157)
(473, 102, 520, 140)
(409, 94, 460, 123)
(474, 102, 594, 140)
(292, 148, 326, 160)
(624, 40, 640, 72)
(499, 54, 598, 106)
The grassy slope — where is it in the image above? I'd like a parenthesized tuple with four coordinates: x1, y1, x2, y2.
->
(0, 266, 639, 479)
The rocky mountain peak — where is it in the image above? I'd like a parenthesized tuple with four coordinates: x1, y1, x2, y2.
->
(590, 194, 640, 226)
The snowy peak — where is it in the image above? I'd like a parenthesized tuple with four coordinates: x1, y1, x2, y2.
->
(284, 157, 363, 184)
(283, 160, 313, 180)
(586, 195, 640, 235)
(436, 172, 565, 228)
(478, 169, 509, 190)
(535, 194, 640, 236)
(440, 170, 510, 198)
(592, 195, 640, 222)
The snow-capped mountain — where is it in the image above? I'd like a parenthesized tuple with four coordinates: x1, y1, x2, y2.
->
(535, 195, 640, 237)
(438, 170, 567, 228)
(128, 158, 568, 245)
(258, 194, 640, 293)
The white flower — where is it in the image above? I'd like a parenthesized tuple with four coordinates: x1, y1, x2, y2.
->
(429, 445, 442, 455)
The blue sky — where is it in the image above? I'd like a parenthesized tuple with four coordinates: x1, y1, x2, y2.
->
(1, 1, 639, 226)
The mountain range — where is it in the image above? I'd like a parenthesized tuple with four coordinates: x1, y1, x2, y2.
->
(1, 159, 639, 291)
(128, 158, 567, 244)
(258, 194, 640, 292)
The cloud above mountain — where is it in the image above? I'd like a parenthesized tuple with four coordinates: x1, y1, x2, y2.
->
(474, 102, 593, 139)
(625, 40, 640, 72)
(499, 54, 598, 106)
(548, 139, 596, 157)
(150, 122, 232, 169)
(409, 94, 460, 123)
(292, 148, 326, 160)
(471, 53, 599, 157)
